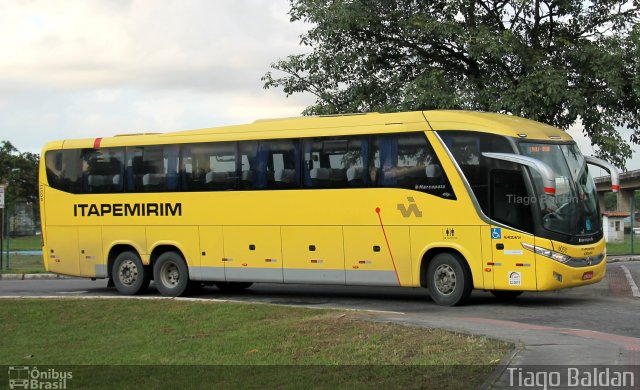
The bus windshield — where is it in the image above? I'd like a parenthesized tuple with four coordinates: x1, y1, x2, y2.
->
(519, 142, 600, 236)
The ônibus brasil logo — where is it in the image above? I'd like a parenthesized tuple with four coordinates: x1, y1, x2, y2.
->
(8, 366, 72, 389)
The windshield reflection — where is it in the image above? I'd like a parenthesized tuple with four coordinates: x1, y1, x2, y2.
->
(519, 143, 600, 236)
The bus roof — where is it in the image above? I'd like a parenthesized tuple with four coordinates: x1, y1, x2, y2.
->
(44, 110, 573, 150)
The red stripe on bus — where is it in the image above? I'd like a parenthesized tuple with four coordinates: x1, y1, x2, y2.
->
(93, 138, 102, 149)
(375, 207, 401, 286)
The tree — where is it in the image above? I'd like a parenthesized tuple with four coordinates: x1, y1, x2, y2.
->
(0, 141, 39, 208)
(263, 0, 640, 168)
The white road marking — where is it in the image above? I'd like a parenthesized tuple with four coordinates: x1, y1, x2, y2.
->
(620, 265, 640, 297)
(57, 291, 88, 294)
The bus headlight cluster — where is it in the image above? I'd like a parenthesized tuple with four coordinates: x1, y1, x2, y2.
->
(521, 243, 571, 263)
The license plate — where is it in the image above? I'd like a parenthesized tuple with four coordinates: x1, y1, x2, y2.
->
(582, 271, 594, 280)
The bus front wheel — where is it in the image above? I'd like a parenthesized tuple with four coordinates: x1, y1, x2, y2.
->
(153, 251, 190, 297)
(427, 253, 472, 306)
(112, 251, 150, 295)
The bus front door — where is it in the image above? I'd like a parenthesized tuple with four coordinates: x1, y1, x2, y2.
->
(490, 226, 537, 291)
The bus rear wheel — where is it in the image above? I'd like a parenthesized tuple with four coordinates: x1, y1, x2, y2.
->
(427, 252, 472, 306)
(153, 251, 190, 297)
(214, 282, 253, 292)
(112, 251, 150, 295)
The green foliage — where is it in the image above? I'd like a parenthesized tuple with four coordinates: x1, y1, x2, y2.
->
(604, 192, 617, 211)
(0, 141, 39, 208)
(264, 0, 640, 168)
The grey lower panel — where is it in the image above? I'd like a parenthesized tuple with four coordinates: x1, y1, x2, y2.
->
(225, 267, 284, 283)
(190, 266, 398, 287)
(346, 270, 399, 287)
(94, 264, 108, 278)
(190, 266, 225, 281)
(283, 269, 346, 285)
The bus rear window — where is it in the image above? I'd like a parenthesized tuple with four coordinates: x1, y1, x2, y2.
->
(44, 149, 83, 193)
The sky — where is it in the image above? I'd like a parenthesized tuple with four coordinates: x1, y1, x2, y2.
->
(0, 0, 637, 176)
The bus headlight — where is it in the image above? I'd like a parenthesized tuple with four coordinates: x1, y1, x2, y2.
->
(521, 243, 571, 263)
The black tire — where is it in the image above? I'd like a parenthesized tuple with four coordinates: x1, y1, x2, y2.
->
(112, 251, 150, 295)
(427, 252, 472, 306)
(153, 251, 190, 297)
(490, 290, 523, 300)
(214, 282, 253, 292)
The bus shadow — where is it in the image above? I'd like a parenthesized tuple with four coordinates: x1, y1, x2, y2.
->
(191, 283, 598, 309)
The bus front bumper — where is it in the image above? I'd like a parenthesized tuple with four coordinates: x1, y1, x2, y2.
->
(536, 255, 607, 291)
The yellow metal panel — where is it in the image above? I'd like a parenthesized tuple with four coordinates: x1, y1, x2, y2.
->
(424, 110, 573, 141)
(146, 226, 200, 267)
(102, 226, 147, 263)
(410, 226, 484, 289)
(281, 226, 344, 269)
(199, 226, 225, 268)
(479, 226, 494, 289)
(78, 226, 104, 277)
(344, 226, 411, 286)
(46, 226, 79, 276)
(536, 254, 606, 291)
(223, 226, 283, 282)
(490, 226, 537, 290)
(549, 237, 605, 259)
(281, 226, 345, 283)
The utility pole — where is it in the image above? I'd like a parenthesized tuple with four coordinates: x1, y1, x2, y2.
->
(631, 191, 636, 255)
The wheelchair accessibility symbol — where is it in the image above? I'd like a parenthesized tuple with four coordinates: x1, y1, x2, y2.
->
(491, 228, 501, 239)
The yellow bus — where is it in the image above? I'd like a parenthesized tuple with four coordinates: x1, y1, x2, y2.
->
(39, 110, 619, 305)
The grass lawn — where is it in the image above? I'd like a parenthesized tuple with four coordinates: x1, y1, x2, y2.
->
(0, 254, 45, 273)
(606, 234, 640, 255)
(3, 234, 42, 251)
(0, 299, 511, 389)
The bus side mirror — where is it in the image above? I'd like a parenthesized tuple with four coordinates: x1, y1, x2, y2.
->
(481, 152, 557, 195)
(584, 156, 620, 193)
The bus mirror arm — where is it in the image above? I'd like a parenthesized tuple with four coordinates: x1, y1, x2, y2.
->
(482, 152, 557, 195)
(584, 156, 620, 193)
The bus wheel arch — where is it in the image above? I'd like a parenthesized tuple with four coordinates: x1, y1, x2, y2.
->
(420, 248, 473, 306)
(150, 246, 191, 297)
(108, 245, 150, 295)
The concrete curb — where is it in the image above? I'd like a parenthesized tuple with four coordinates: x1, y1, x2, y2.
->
(607, 255, 640, 263)
(0, 273, 69, 280)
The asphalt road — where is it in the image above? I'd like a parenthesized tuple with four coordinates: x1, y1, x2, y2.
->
(2, 262, 639, 338)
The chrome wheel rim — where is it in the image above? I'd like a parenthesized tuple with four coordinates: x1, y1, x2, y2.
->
(118, 259, 138, 286)
(160, 262, 180, 288)
(434, 264, 456, 295)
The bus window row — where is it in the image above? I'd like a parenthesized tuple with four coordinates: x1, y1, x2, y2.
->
(45, 132, 455, 199)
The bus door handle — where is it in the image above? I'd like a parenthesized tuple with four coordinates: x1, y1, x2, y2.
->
(496, 243, 504, 250)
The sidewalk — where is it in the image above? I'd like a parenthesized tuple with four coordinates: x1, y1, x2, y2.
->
(362, 309, 639, 389)
(608, 254, 640, 262)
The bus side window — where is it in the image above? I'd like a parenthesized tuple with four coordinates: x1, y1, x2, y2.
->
(126, 145, 178, 192)
(208, 142, 237, 190)
(82, 147, 125, 194)
(44, 149, 83, 193)
(239, 141, 259, 190)
(439, 131, 515, 214)
(303, 136, 367, 189)
(371, 133, 454, 199)
(262, 139, 299, 189)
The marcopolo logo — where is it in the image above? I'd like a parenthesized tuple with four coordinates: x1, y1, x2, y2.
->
(8, 366, 72, 389)
(397, 197, 422, 218)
